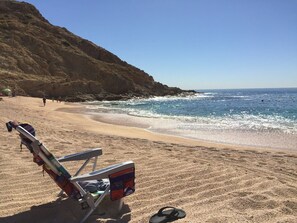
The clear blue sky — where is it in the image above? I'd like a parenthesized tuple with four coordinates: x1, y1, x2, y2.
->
(22, 0, 297, 90)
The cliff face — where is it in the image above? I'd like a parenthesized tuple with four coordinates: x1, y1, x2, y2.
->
(0, 0, 184, 101)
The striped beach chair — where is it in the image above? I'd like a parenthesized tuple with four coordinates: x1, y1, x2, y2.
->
(6, 121, 135, 223)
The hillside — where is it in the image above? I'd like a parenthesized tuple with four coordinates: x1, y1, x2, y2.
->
(0, 0, 185, 101)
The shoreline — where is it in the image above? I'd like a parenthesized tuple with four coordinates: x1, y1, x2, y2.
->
(3, 96, 296, 153)
(1, 96, 297, 223)
(58, 106, 275, 152)
(60, 104, 297, 152)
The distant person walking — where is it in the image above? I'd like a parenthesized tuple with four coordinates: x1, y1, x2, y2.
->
(42, 97, 46, 106)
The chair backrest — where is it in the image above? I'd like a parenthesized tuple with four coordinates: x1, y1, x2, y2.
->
(15, 124, 81, 199)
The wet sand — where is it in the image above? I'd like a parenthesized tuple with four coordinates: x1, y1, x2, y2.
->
(80, 109, 297, 151)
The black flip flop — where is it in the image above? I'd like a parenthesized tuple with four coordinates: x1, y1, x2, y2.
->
(149, 206, 186, 223)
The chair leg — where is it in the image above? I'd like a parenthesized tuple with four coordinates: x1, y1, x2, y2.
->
(79, 186, 110, 223)
(79, 207, 96, 223)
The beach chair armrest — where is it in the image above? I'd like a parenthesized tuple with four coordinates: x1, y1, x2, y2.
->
(70, 161, 134, 181)
(57, 148, 102, 162)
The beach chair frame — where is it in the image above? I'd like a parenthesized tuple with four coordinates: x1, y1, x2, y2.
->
(7, 122, 135, 223)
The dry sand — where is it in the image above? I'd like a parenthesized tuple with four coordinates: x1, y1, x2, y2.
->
(0, 96, 297, 223)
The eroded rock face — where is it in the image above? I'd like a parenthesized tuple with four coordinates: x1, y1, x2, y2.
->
(0, 0, 185, 101)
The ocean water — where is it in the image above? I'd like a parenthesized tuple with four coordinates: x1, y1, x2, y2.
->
(84, 88, 297, 150)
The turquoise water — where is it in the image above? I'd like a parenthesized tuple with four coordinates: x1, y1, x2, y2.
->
(84, 88, 297, 150)
(86, 88, 297, 134)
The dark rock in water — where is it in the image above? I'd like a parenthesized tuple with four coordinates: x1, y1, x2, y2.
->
(0, 0, 187, 101)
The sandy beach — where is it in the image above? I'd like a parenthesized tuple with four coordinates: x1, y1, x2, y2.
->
(0, 96, 297, 223)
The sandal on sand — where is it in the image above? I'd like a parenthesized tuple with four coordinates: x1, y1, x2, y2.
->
(149, 206, 186, 223)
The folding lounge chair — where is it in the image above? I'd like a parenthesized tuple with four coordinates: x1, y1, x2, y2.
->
(5, 121, 135, 223)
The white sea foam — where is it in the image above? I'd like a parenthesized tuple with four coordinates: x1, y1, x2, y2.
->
(84, 88, 297, 150)
(85, 102, 297, 135)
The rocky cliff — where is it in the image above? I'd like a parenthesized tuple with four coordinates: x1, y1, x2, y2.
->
(0, 0, 185, 101)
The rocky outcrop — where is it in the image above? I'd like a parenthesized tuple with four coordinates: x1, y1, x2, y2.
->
(0, 0, 187, 101)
